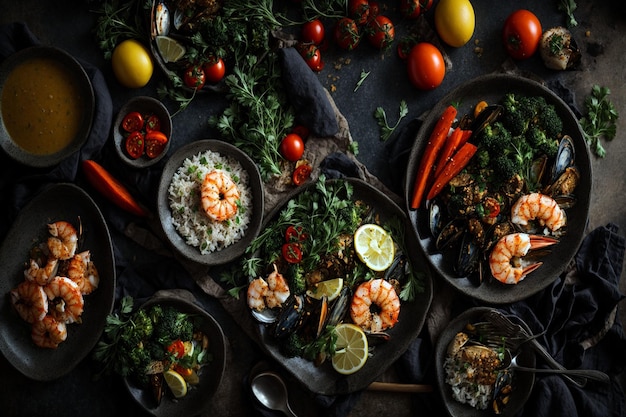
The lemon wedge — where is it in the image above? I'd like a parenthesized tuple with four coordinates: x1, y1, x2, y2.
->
(155, 35, 186, 63)
(354, 224, 395, 272)
(331, 323, 369, 375)
(164, 369, 188, 398)
(306, 278, 344, 301)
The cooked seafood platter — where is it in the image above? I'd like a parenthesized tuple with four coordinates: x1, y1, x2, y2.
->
(404, 74, 591, 304)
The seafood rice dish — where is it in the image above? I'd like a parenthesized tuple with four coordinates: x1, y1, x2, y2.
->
(168, 149, 252, 254)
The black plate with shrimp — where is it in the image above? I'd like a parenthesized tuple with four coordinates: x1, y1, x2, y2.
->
(244, 177, 433, 395)
(0, 183, 115, 381)
(404, 74, 591, 304)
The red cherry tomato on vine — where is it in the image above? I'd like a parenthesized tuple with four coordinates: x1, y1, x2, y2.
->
(400, 0, 433, 19)
(204, 57, 226, 83)
(301, 19, 325, 45)
(334, 17, 361, 50)
(122, 111, 144, 133)
(348, 0, 370, 25)
(367, 15, 395, 50)
(280, 133, 305, 161)
(125, 131, 144, 159)
(368, 1, 380, 19)
(502, 9, 542, 60)
(297, 43, 323, 72)
(282, 242, 303, 264)
(406, 42, 445, 90)
(183, 65, 206, 89)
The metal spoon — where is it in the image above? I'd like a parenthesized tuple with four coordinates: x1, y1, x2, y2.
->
(251, 371, 299, 417)
(501, 348, 611, 384)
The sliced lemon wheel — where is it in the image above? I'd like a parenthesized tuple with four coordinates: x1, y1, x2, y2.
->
(331, 323, 369, 375)
(164, 369, 188, 398)
(306, 278, 344, 301)
(354, 224, 395, 272)
(155, 35, 186, 63)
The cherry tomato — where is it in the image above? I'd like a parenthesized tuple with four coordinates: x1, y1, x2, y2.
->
(282, 242, 303, 264)
(400, 0, 433, 19)
(122, 111, 144, 133)
(124, 131, 144, 159)
(397, 36, 417, 60)
(144, 114, 161, 132)
(183, 65, 206, 89)
(301, 19, 325, 45)
(348, 0, 370, 25)
(285, 225, 308, 242)
(502, 9, 542, 60)
(297, 43, 323, 72)
(280, 133, 305, 161)
(368, 1, 380, 19)
(292, 163, 312, 186)
(204, 57, 226, 83)
(334, 17, 360, 51)
(167, 339, 185, 359)
(145, 130, 168, 159)
(367, 15, 395, 50)
(291, 125, 310, 140)
(482, 197, 501, 218)
(406, 42, 445, 90)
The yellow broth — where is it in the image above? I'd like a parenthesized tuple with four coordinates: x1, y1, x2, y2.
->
(1, 57, 84, 155)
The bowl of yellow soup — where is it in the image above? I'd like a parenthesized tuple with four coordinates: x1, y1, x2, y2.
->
(0, 46, 94, 168)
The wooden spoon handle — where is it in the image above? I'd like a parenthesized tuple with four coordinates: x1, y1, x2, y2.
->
(366, 382, 433, 393)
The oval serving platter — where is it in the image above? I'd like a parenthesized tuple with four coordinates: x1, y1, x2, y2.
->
(0, 183, 115, 380)
(404, 73, 592, 304)
(251, 177, 434, 395)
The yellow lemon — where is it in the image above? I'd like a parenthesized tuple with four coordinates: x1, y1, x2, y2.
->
(354, 224, 395, 272)
(331, 323, 369, 375)
(306, 278, 344, 301)
(111, 39, 154, 88)
(155, 35, 186, 63)
(163, 369, 188, 398)
(434, 0, 475, 47)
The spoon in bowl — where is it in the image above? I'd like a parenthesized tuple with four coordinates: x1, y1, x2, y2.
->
(251, 371, 299, 417)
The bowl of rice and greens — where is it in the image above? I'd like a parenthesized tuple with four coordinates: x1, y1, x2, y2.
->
(157, 140, 264, 265)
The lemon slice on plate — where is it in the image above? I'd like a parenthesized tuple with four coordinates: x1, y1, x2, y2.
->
(155, 35, 186, 63)
(306, 278, 344, 301)
(332, 323, 369, 375)
(354, 224, 395, 272)
(164, 369, 188, 398)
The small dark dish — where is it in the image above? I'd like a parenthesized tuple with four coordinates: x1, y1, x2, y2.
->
(435, 307, 536, 417)
(0, 183, 115, 381)
(157, 139, 264, 265)
(113, 96, 172, 168)
(0, 46, 94, 168)
(252, 178, 434, 395)
(404, 73, 591, 304)
(124, 289, 226, 417)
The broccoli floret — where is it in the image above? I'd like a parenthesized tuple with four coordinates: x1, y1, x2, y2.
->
(476, 122, 512, 151)
(493, 155, 521, 180)
(280, 333, 306, 358)
(501, 93, 533, 135)
(526, 125, 559, 158)
(476, 149, 490, 168)
(536, 103, 563, 138)
(286, 264, 306, 295)
(153, 306, 194, 345)
(120, 309, 154, 347)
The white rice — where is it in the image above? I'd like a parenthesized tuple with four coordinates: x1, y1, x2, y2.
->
(444, 356, 494, 410)
(167, 149, 252, 254)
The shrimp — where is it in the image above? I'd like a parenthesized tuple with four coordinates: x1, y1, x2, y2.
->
(350, 279, 400, 332)
(511, 193, 566, 232)
(489, 232, 557, 284)
(200, 169, 240, 222)
(10, 280, 48, 324)
(31, 315, 67, 349)
(67, 251, 99, 295)
(24, 257, 59, 285)
(246, 265, 290, 311)
(47, 221, 78, 260)
(43, 276, 84, 324)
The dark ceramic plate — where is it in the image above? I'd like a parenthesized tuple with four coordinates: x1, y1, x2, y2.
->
(252, 178, 434, 395)
(113, 96, 172, 168)
(124, 289, 226, 417)
(157, 139, 264, 265)
(435, 307, 536, 417)
(0, 46, 94, 168)
(404, 73, 591, 304)
(0, 183, 115, 380)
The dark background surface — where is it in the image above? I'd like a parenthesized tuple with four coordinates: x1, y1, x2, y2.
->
(1, 1, 626, 416)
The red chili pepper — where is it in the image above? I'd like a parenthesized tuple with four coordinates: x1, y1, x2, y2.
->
(426, 142, 477, 201)
(167, 339, 185, 359)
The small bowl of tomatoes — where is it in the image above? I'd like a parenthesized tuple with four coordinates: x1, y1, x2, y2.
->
(113, 96, 172, 168)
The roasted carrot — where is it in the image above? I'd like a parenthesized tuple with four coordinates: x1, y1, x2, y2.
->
(410, 105, 457, 209)
(433, 127, 467, 179)
(82, 160, 148, 217)
(426, 142, 478, 201)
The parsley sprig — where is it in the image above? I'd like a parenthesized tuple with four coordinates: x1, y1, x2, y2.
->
(580, 85, 619, 158)
(374, 100, 409, 142)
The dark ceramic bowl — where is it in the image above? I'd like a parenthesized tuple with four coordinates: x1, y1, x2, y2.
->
(113, 96, 172, 168)
(157, 139, 264, 265)
(435, 307, 536, 417)
(0, 183, 115, 381)
(404, 73, 592, 304)
(0, 46, 94, 168)
(124, 289, 226, 417)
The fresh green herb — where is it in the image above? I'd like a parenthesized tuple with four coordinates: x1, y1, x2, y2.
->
(301, 0, 347, 19)
(580, 85, 619, 158)
(557, 0, 578, 28)
(92, 0, 149, 59)
(374, 100, 409, 142)
(549, 33, 565, 55)
(354, 69, 370, 92)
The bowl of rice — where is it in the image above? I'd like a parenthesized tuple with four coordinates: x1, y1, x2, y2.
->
(435, 307, 535, 417)
(157, 139, 264, 265)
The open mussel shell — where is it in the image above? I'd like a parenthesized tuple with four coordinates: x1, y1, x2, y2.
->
(470, 105, 503, 138)
(251, 307, 279, 325)
(272, 294, 306, 338)
(551, 135, 576, 184)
